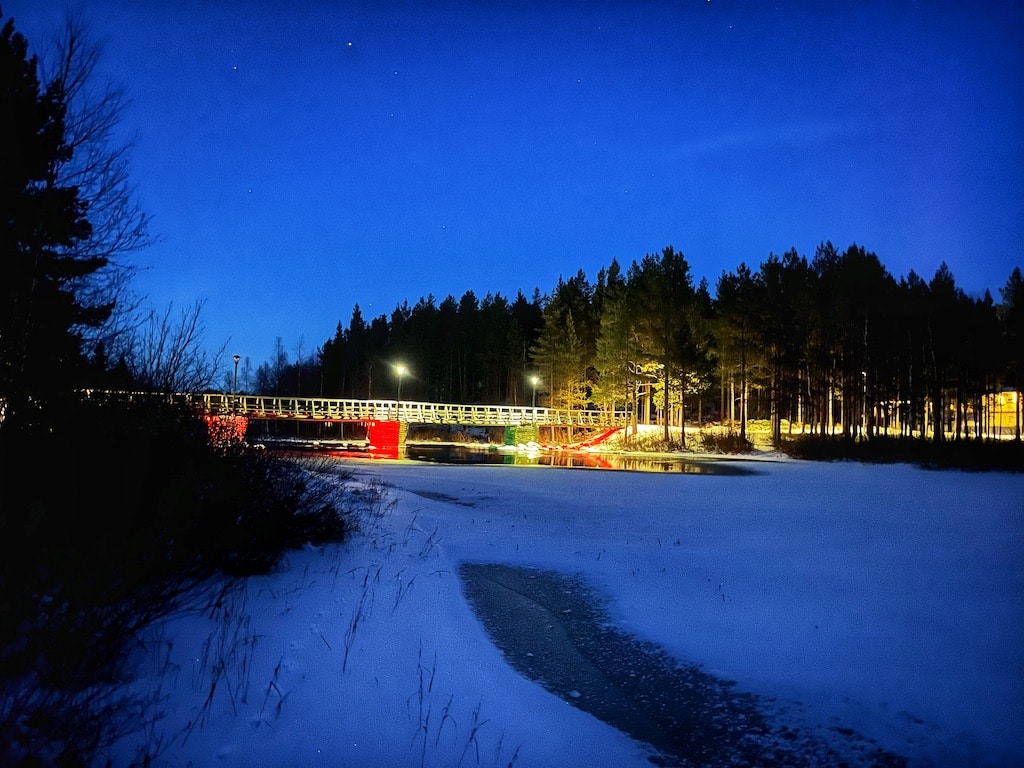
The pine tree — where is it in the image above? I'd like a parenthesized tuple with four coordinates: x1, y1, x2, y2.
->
(0, 15, 100, 430)
(531, 302, 588, 413)
(713, 263, 759, 440)
(592, 264, 634, 417)
(630, 246, 696, 446)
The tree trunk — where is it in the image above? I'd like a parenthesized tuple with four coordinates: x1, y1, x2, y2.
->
(740, 347, 747, 441)
(662, 362, 671, 446)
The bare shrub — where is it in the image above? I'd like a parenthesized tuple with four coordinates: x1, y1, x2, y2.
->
(696, 429, 755, 454)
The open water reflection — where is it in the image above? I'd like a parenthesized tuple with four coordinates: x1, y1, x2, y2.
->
(368, 444, 758, 475)
(270, 438, 761, 474)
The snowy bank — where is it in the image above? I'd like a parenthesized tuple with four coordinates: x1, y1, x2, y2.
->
(108, 458, 1023, 767)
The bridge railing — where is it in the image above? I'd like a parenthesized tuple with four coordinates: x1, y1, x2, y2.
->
(195, 393, 629, 428)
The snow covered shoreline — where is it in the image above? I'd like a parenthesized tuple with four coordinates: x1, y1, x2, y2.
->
(108, 457, 1023, 767)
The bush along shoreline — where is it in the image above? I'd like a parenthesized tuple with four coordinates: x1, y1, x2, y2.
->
(0, 397, 373, 766)
(772, 433, 1024, 472)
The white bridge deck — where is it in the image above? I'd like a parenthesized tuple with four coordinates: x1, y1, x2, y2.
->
(197, 393, 629, 428)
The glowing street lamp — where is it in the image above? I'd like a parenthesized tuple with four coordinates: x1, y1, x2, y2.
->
(530, 375, 540, 409)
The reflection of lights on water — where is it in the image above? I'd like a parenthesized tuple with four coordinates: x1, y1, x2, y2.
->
(320, 444, 755, 474)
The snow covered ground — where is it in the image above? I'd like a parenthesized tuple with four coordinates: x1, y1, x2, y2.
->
(108, 454, 1023, 767)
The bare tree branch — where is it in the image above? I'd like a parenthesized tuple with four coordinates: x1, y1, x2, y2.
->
(129, 301, 226, 393)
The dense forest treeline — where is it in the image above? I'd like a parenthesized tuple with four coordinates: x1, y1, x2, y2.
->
(253, 244, 1024, 446)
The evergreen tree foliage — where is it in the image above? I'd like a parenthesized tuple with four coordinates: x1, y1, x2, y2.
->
(531, 300, 588, 412)
(592, 260, 635, 416)
(628, 246, 696, 445)
(713, 263, 760, 440)
(0, 15, 101, 430)
(687, 277, 718, 423)
(1001, 267, 1024, 439)
(755, 249, 814, 442)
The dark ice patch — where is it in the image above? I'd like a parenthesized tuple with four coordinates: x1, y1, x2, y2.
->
(458, 562, 907, 768)
(409, 489, 478, 507)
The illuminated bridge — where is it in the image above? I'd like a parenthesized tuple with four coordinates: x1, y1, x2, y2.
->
(194, 393, 628, 428)
(186, 393, 630, 452)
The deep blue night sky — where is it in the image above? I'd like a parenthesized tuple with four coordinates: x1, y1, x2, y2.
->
(7, 1, 1023, 367)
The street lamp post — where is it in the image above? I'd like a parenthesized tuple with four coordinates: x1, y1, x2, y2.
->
(232, 354, 241, 415)
(531, 375, 540, 409)
(395, 364, 408, 416)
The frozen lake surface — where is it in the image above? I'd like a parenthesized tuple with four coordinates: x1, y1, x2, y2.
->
(111, 456, 1024, 767)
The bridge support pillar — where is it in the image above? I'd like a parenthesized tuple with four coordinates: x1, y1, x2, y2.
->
(367, 420, 406, 454)
(504, 424, 539, 447)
